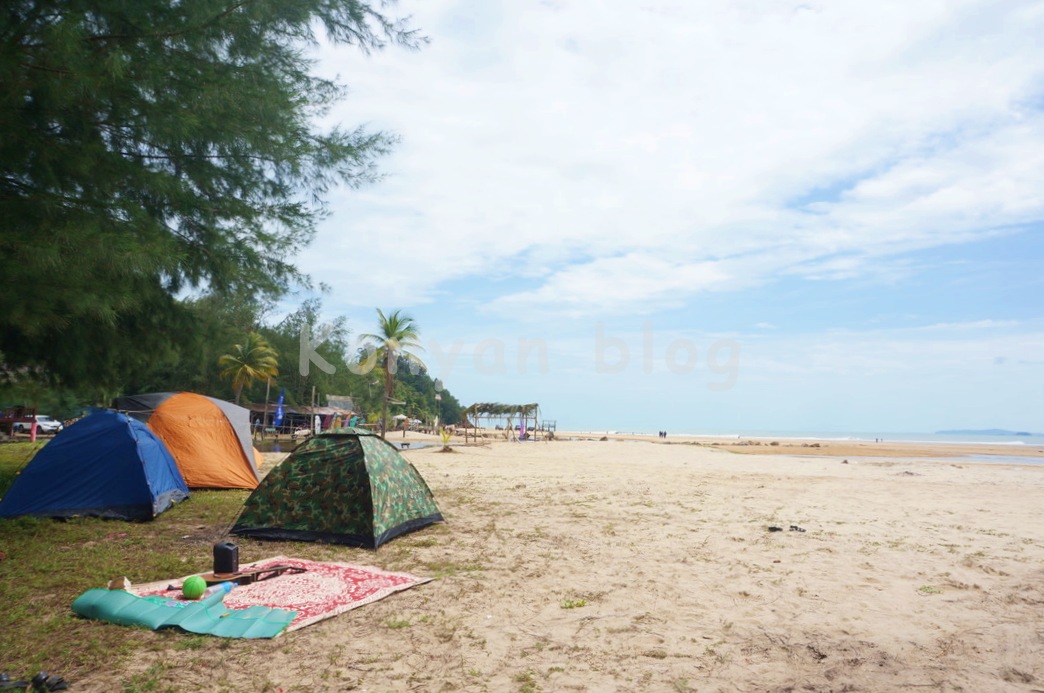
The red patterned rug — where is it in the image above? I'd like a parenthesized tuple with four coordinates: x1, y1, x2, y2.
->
(131, 556, 431, 632)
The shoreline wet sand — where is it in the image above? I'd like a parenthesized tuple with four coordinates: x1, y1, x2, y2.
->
(555, 431, 1044, 463)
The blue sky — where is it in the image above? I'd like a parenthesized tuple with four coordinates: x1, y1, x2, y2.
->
(286, 0, 1044, 434)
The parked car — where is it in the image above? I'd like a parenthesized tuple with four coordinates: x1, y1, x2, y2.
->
(14, 415, 64, 434)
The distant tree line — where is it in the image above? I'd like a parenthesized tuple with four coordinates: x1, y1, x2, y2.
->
(1, 292, 462, 427)
(0, 1, 456, 423)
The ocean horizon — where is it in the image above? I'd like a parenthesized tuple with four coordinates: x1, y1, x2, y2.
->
(569, 429, 1044, 447)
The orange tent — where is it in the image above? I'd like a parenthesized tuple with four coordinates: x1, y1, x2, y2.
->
(114, 392, 261, 489)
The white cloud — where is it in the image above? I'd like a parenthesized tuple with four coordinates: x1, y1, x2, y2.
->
(298, 0, 1044, 317)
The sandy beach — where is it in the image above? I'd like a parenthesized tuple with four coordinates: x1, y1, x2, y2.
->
(86, 437, 1044, 692)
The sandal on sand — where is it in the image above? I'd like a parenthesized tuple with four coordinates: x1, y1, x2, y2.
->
(789, 525, 806, 532)
(767, 526, 784, 532)
(0, 674, 28, 690)
(30, 672, 69, 692)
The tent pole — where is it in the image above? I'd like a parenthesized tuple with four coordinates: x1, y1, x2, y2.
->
(263, 377, 271, 440)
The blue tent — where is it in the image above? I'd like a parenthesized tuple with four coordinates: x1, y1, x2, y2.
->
(0, 410, 189, 521)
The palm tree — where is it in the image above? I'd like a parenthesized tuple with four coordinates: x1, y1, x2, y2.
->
(361, 309, 425, 438)
(218, 333, 279, 405)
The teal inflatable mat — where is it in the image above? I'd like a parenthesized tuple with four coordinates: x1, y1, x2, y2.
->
(72, 588, 297, 638)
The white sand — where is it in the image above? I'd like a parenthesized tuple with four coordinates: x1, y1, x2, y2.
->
(84, 439, 1044, 691)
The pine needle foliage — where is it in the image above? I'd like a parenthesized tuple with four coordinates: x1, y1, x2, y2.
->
(0, 0, 422, 389)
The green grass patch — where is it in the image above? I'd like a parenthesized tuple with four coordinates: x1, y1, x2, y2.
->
(421, 559, 485, 579)
(0, 440, 45, 469)
(0, 457, 383, 685)
(0, 441, 45, 495)
(121, 662, 174, 693)
(513, 669, 540, 693)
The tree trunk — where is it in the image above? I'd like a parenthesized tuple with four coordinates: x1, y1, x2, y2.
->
(380, 356, 392, 438)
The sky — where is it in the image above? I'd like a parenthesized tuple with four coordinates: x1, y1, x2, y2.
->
(287, 0, 1044, 435)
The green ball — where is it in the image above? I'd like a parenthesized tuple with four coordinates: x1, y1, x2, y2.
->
(182, 575, 207, 600)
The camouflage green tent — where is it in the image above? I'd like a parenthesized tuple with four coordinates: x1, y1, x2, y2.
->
(231, 428, 443, 548)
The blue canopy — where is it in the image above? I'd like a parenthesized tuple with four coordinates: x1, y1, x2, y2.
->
(0, 410, 189, 520)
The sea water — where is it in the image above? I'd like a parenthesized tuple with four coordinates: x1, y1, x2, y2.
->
(569, 428, 1044, 466)
(580, 429, 1044, 447)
